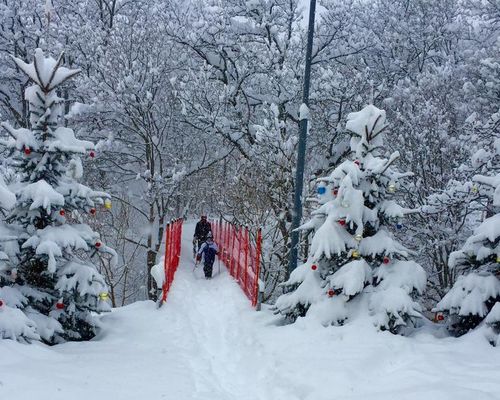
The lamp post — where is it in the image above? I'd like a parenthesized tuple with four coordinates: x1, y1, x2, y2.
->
(288, 0, 317, 276)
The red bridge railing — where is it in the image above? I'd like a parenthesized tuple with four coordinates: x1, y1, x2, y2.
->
(161, 218, 183, 303)
(212, 220, 262, 307)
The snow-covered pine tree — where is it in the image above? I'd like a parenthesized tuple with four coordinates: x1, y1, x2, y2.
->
(275, 105, 427, 334)
(433, 115, 500, 343)
(0, 49, 115, 344)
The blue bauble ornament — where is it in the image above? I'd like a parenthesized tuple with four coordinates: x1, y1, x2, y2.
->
(396, 223, 403, 230)
(317, 187, 326, 195)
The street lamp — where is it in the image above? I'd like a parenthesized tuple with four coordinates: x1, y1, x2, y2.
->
(288, 0, 317, 276)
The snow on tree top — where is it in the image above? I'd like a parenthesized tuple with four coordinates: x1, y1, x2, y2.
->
(449, 214, 500, 268)
(485, 302, 500, 324)
(346, 104, 386, 138)
(359, 229, 410, 258)
(18, 180, 64, 212)
(473, 173, 500, 206)
(0, 122, 37, 150)
(328, 259, 372, 297)
(48, 127, 94, 153)
(22, 224, 98, 273)
(434, 273, 500, 316)
(0, 305, 40, 342)
(310, 215, 357, 260)
(374, 260, 427, 294)
(0, 175, 15, 210)
(0, 286, 28, 309)
(13, 49, 80, 92)
(56, 261, 108, 298)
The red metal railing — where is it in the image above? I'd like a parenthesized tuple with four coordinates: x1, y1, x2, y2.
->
(161, 218, 183, 303)
(212, 220, 262, 307)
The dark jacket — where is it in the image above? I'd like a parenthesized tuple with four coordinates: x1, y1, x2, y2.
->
(194, 220, 212, 242)
(197, 240, 219, 266)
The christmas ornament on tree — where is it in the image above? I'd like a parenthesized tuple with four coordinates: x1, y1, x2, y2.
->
(59, 209, 65, 217)
(317, 187, 326, 195)
(89, 208, 96, 215)
(89, 150, 95, 158)
(311, 264, 317, 271)
(387, 183, 396, 193)
(99, 292, 110, 301)
(104, 199, 112, 210)
(351, 250, 360, 258)
(24, 147, 31, 155)
(55, 301, 64, 310)
(328, 289, 335, 297)
(354, 233, 363, 241)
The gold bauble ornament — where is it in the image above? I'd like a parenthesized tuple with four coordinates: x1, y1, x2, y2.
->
(99, 292, 110, 301)
(104, 199, 112, 210)
(352, 250, 360, 258)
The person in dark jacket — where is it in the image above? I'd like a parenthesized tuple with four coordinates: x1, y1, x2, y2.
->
(196, 232, 219, 279)
(193, 215, 212, 252)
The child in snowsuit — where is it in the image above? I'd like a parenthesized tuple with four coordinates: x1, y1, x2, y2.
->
(196, 233, 219, 279)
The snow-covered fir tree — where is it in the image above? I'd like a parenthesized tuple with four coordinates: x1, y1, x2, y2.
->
(434, 114, 500, 344)
(0, 49, 115, 344)
(275, 105, 427, 334)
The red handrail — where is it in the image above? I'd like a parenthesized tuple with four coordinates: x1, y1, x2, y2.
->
(212, 219, 262, 308)
(161, 218, 183, 303)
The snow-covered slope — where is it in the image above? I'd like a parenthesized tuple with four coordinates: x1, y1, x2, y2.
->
(1, 223, 499, 400)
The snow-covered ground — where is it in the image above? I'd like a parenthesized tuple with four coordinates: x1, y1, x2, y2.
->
(1, 223, 499, 400)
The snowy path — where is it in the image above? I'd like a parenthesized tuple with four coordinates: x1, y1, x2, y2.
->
(1, 223, 500, 400)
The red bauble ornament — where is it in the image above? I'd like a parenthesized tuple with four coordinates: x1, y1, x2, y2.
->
(437, 314, 444, 321)
(332, 189, 339, 196)
(95, 241, 102, 248)
(59, 209, 65, 216)
(56, 302, 64, 310)
(0, 299, 4, 307)
(338, 219, 346, 226)
(383, 256, 390, 264)
(328, 289, 335, 297)
(354, 160, 360, 166)
(89, 150, 95, 158)
(24, 147, 31, 155)
(311, 264, 317, 271)
(90, 208, 96, 215)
